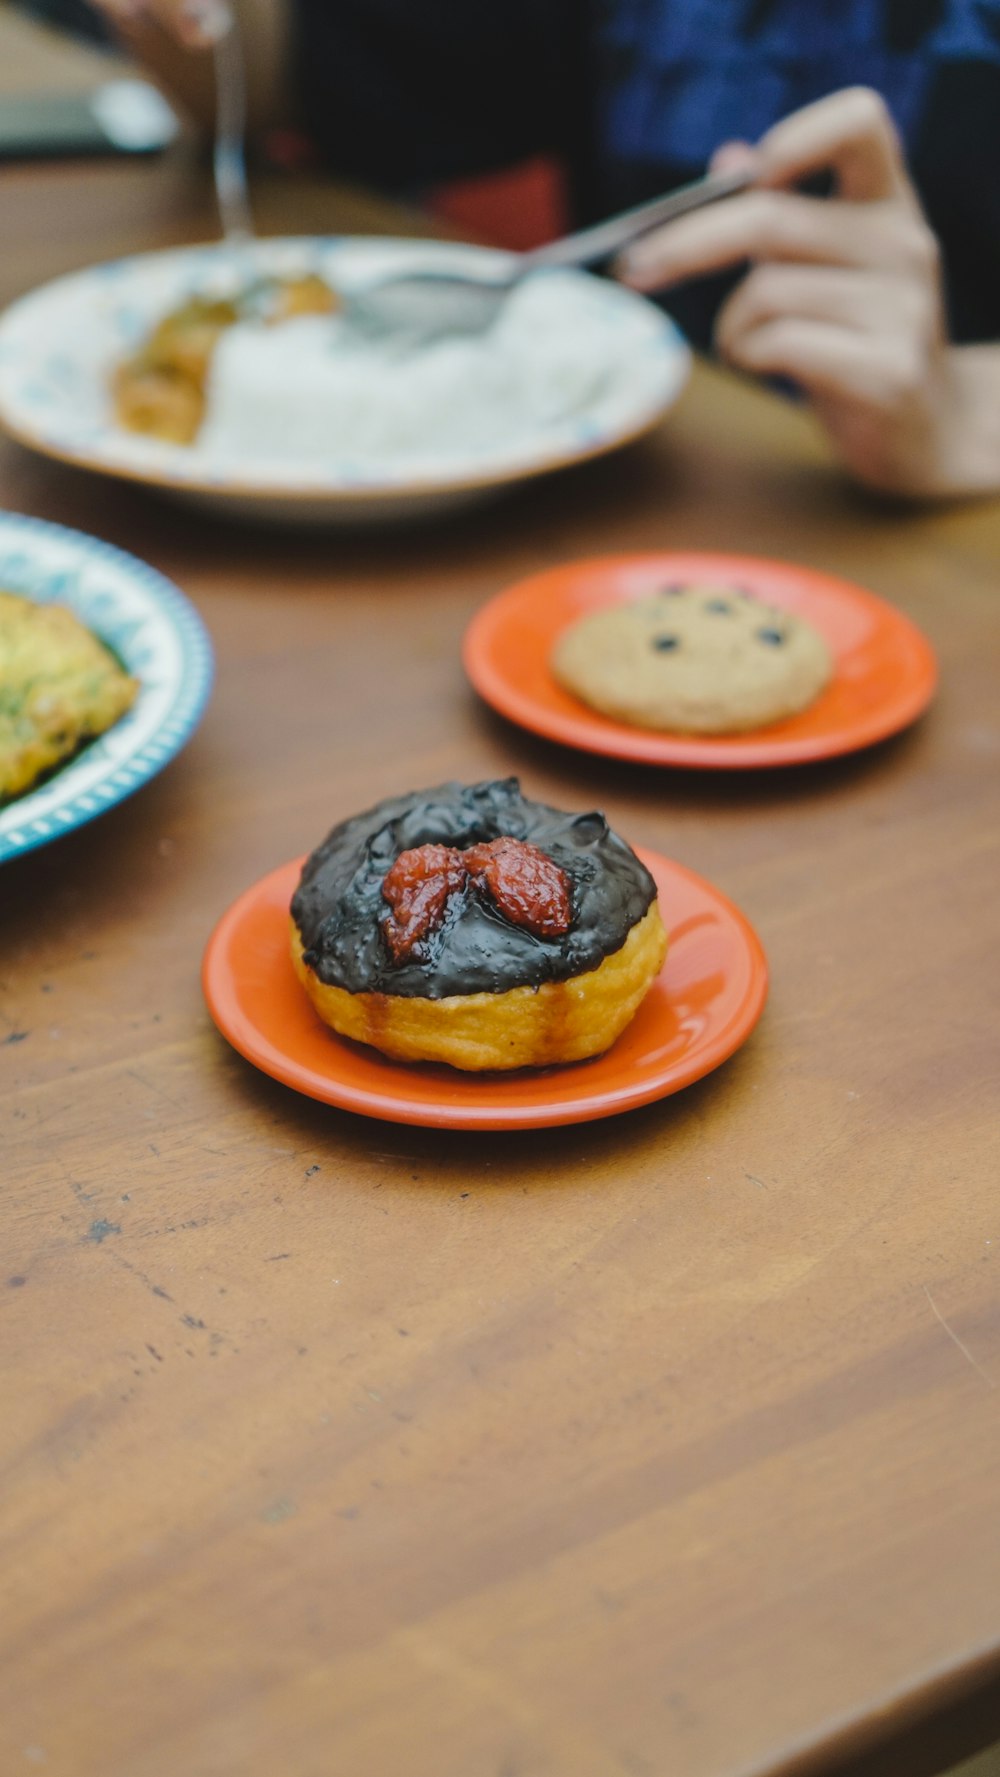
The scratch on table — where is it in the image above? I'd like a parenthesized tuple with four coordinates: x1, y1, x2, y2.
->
(924, 1284, 996, 1391)
(124, 1067, 180, 1108)
(138, 1216, 213, 1239)
(105, 1248, 174, 1303)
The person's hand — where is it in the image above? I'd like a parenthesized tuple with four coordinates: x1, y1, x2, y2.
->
(619, 87, 1000, 499)
(91, 0, 231, 47)
(88, 0, 289, 130)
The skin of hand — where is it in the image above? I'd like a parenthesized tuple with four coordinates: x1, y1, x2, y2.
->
(619, 86, 1000, 500)
(93, 0, 229, 47)
(89, 0, 290, 129)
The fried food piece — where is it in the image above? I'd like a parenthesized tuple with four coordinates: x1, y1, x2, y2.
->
(112, 294, 238, 445)
(113, 275, 340, 445)
(112, 363, 206, 445)
(0, 591, 138, 801)
(261, 274, 338, 323)
(143, 296, 241, 383)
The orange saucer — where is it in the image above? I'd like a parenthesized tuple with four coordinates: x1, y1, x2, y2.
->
(202, 849, 768, 1130)
(462, 552, 937, 769)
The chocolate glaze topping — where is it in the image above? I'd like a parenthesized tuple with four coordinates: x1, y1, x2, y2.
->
(291, 778, 657, 999)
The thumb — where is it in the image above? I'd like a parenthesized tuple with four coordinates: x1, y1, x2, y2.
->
(709, 140, 759, 176)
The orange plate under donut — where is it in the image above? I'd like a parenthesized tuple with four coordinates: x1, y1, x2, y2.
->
(462, 552, 938, 769)
(202, 848, 768, 1130)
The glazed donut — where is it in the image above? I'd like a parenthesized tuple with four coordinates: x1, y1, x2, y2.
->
(290, 779, 667, 1071)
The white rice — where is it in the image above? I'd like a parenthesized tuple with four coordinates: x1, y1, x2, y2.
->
(196, 272, 627, 472)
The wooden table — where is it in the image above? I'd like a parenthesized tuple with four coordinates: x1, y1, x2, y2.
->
(2, 116, 1000, 1777)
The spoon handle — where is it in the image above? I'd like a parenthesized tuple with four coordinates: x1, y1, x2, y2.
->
(524, 167, 754, 272)
(212, 11, 254, 242)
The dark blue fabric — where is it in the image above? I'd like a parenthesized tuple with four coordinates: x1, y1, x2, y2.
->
(594, 0, 1000, 173)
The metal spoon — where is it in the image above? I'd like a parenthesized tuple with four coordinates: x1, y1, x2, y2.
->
(203, 10, 745, 338)
(341, 166, 753, 344)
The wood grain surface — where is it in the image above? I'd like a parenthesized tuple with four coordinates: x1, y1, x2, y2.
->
(1, 96, 999, 1777)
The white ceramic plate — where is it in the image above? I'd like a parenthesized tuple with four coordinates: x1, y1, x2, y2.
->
(0, 511, 212, 863)
(0, 236, 690, 525)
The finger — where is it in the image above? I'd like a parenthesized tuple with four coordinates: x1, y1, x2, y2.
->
(721, 315, 924, 411)
(709, 140, 759, 176)
(755, 86, 915, 205)
(179, 0, 232, 42)
(149, 0, 231, 43)
(716, 263, 941, 359)
(91, 0, 144, 20)
(618, 188, 904, 290)
(99, 0, 228, 44)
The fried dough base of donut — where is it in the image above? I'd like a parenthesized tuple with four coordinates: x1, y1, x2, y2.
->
(291, 900, 667, 1071)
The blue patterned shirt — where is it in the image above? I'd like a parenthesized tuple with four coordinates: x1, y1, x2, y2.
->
(597, 0, 1000, 166)
(296, 0, 1000, 343)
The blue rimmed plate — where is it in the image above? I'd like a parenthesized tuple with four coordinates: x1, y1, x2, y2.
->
(0, 511, 212, 863)
(0, 237, 689, 526)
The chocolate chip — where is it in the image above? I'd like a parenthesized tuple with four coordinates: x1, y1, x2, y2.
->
(757, 627, 786, 645)
(652, 635, 680, 651)
(705, 600, 732, 614)
(658, 584, 685, 596)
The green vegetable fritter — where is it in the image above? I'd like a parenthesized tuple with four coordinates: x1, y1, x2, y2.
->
(0, 590, 138, 802)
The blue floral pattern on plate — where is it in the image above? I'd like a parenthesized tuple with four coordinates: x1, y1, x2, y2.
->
(0, 512, 213, 863)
